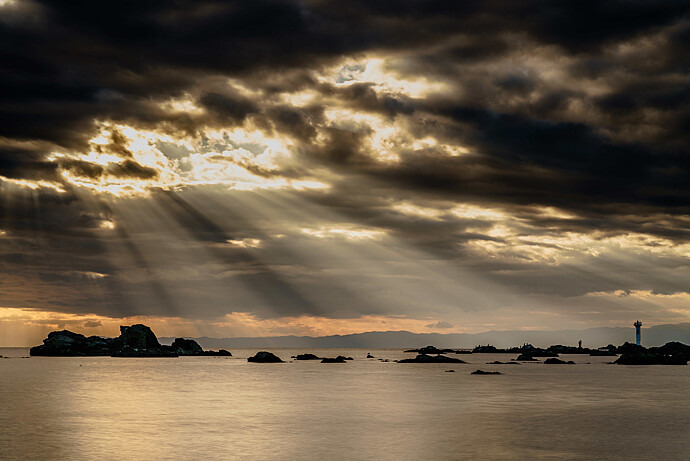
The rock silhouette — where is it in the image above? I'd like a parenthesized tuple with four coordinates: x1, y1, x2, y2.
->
(293, 353, 321, 360)
(247, 351, 284, 363)
(321, 356, 348, 363)
(404, 346, 459, 354)
(615, 342, 689, 365)
(398, 354, 466, 363)
(30, 325, 231, 357)
(471, 370, 501, 375)
(515, 353, 538, 361)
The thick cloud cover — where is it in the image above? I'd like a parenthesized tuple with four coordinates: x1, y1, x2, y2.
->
(1, 0, 690, 337)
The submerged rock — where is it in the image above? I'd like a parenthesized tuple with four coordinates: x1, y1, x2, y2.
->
(471, 370, 502, 375)
(397, 353, 466, 363)
(247, 351, 284, 363)
(544, 358, 575, 364)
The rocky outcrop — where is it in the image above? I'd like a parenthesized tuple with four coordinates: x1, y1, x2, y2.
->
(170, 338, 231, 356)
(293, 353, 321, 360)
(367, 353, 375, 358)
(615, 341, 689, 365)
(30, 325, 232, 358)
(120, 324, 160, 349)
(30, 330, 123, 356)
(398, 354, 466, 363)
(247, 351, 284, 363)
(544, 358, 575, 364)
(471, 370, 501, 375)
(404, 345, 458, 354)
(472, 345, 503, 353)
(171, 338, 203, 355)
(321, 356, 348, 363)
(515, 353, 538, 361)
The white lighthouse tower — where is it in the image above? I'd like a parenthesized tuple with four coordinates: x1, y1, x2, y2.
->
(634, 320, 642, 346)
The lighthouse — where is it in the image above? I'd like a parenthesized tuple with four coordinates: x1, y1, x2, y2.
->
(634, 320, 642, 346)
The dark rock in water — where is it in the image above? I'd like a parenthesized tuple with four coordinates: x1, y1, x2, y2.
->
(30, 324, 228, 357)
(30, 330, 122, 356)
(472, 345, 503, 353)
(614, 341, 689, 365)
(321, 356, 348, 363)
(171, 338, 203, 355)
(514, 344, 558, 357)
(171, 338, 231, 356)
(120, 324, 160, 349)
(546, 345, 592, 355)
(471, 370, 501, 375)
(367, 353, 375, 358)
(398, 353, 466, 363)
(515, 353, 538, 361)
(293, 353, 321, 360)
(445, 369, 455, 372)
(487, 361, 520, 365)
(248, 351, 284, 363)
(653, 341, 690, 359)
(544, 358, 575, 364)
(404, 345, 455, 354)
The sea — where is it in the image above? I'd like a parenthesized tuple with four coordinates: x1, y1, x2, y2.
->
(1, 347, 689, 460)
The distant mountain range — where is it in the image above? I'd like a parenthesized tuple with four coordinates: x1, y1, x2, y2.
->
(161, 323, 690, 349)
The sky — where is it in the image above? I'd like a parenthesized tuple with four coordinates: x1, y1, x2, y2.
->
(1, 0, 690, 345)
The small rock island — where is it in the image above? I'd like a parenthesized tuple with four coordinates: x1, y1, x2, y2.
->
(30, 324, 231, 357)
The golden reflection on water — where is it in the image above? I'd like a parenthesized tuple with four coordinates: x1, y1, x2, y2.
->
(1, 350, 690, 460)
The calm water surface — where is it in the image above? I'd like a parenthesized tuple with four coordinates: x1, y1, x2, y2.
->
(1, 348, 689, 460)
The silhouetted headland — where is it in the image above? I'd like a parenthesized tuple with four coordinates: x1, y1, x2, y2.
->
(30, 324, 231, 357)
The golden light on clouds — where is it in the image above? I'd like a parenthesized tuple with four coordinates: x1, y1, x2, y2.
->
(300, 225, 386, 241)
(33, 122, 330, 197)
(321, 56, 449, 98)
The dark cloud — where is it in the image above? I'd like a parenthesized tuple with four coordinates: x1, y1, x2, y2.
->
(1, 0, 690, 328)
